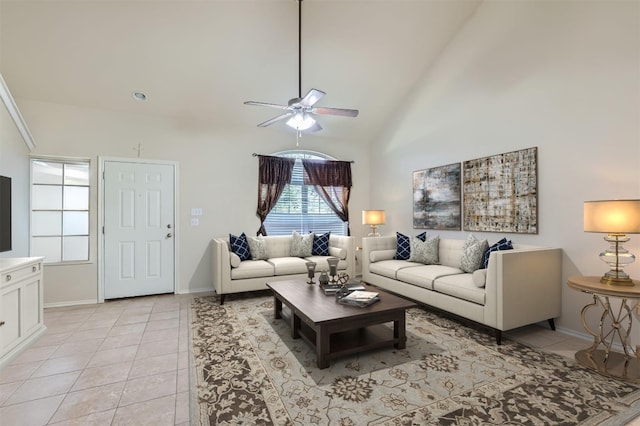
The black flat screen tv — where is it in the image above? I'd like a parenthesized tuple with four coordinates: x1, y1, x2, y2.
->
(0, 176, 11, 252)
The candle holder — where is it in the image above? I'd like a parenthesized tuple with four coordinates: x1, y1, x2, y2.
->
(327, 257, 339, 284)
(305, 261, 317, 285)
(319, 271, 329, 286)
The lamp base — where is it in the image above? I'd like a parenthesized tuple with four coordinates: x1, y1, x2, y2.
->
(598, 234, 636, 286)
(600, 275, 634, 286)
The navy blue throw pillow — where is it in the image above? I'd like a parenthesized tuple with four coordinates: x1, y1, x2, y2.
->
(482, 238, 513, 268)
(395, 232, 411, 260)
(312, 232, 331, 256)
(230, 232, 251, 261)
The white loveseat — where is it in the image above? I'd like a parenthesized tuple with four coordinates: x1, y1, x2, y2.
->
(212, 234, 355, 304)
(362, 236, 562, 344)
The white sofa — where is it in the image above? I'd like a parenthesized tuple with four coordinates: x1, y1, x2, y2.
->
(212, 234, 355, 304)
(362, 236, 562, 344)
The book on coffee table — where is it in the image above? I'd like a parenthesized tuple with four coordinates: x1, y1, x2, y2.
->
(322, 281, 365, 295)
(338, 290, 380, 307)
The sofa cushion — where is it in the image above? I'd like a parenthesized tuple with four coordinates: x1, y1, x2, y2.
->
(408, 235, 439, 264)
(396, 264, 463, 290)
(369, 260, 422, 280)
(247, 236, 268, 260)
(291, 230, 314, 257)
(370, 249, 396, 263)
(265, 236, 291, 258)
(230, 260, 274, 279)
(395, 232, 411, 260)
(434, 274, 486, 305)
(268, 257, 309, 275)
(312, 232, 330, 256)
(230, 252, 241, 268)
(483, 238, 513, 268)
(230, 233, 251, 261)
(460, 234, 489, 273)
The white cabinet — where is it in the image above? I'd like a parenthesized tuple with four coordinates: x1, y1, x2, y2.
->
(0, 257, 46, 369)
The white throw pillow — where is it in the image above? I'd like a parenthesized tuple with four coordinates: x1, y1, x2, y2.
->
(408, 235, 439, 264)
(229, 252, 241, 268)
(329, 246, 347, 260)
(290, 230, 314, 257)
(369, 249, 396, 263)
(246, 236, 269, 260)
(472, 269, 487, 287)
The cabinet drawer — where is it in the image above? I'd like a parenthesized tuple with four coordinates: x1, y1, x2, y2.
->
(2, 262, 41, 285)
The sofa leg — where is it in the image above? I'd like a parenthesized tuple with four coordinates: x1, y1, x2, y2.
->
(548, 318, 556, 331)
(219, 294, 225, 305)
(495, 329, 502, 345)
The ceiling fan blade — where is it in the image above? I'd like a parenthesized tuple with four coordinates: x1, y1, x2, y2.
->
(311, 107, 359, 117)
(308, 122, 323, 132)
(299, 89, 326, 107)
(244, 101, 290, 111)
(258, 113, 293, 127)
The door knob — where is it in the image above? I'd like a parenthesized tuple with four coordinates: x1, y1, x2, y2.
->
(166, 233, 173, 238)
(0, 321, 5, 327)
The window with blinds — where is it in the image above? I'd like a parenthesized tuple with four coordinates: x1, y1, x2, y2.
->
(263, 151, 348, 236)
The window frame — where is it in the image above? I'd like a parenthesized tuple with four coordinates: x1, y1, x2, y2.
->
(263, 150, 348, 236)
(29, 156, 91, 265)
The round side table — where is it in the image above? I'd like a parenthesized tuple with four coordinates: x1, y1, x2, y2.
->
(567, 276, 640, 383)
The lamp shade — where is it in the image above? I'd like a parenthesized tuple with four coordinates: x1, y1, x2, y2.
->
(584, 200, 640, 233)
(362, 210, 386, 225)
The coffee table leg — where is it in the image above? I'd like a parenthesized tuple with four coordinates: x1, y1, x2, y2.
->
(394, 315, 407, 349)
(274, 296, 282, 319)
(291, 314, 301, 339)
(316, 326, 330, 369)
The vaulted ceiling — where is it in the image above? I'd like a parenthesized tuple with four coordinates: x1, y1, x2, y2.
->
(0, 0, 481, 141)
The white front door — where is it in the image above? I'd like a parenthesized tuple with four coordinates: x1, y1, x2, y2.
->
(103, 161, 175, 299)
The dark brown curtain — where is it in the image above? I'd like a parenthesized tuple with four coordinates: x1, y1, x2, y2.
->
(256, 155, 295, 236)
(302, 159, 352, 235)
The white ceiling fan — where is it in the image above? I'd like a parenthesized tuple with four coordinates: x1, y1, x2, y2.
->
(244, 0, 359, 133)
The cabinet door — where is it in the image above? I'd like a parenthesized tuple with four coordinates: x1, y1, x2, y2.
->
(22, 278, 41, 336)
(0, 284, 21, 354)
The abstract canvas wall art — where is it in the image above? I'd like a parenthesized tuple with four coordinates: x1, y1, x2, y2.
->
(413, 163, 461, 230)
(463, 147, 538, 234)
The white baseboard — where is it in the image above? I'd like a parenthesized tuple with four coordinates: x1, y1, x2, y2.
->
(177, 287, 214, 295)
(44, 299, 98, 309)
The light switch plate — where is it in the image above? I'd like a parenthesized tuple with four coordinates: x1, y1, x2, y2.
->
(191, 218, 199, 226)
(191, 208, 203, 216)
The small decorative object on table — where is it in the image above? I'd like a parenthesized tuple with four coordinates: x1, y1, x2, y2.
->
(338, 290, 380, 307)
(319, 271, 329, 286)
(305, 261, 316, 285)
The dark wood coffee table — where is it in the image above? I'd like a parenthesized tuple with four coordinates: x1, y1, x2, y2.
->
(266, 280, 416, 369)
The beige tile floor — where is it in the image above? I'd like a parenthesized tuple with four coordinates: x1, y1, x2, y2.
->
(0, 292, 211, 426)
(0, 292, 632, 425)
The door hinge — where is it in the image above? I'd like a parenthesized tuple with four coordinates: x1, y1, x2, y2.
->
(102, 226, 105, 234)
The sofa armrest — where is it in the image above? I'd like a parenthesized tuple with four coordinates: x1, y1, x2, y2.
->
(362, 236, 397, 282)
(211, 237, 232, 296)
(484, 247, 562, 330)
(329, 234, 356, 279)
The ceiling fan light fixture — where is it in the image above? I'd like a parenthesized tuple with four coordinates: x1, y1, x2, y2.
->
(286, 113, 316, 131)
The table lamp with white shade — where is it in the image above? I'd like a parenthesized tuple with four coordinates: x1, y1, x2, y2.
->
(584, 199, 640, 285)
(362, 210, 385, 237)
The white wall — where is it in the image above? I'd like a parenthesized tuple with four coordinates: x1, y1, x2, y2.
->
(0, 93, 31, 258)
(17, 99, 371, 304)
(370, 1, 640, 341)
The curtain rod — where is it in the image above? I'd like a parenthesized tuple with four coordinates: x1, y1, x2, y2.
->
(252, 153, 355, 163)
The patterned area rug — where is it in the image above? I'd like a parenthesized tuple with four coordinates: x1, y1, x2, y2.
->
(189, 292, 640, 425)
